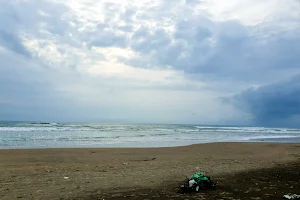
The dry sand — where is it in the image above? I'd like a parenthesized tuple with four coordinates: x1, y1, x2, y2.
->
(0, 142, 299, 199)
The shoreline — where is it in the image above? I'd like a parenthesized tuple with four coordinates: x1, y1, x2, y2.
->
(1, 140, 300, 150)
(0, 142, 299, 199)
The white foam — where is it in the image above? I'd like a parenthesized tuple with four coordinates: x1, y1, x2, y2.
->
(0, 123, 300, 148)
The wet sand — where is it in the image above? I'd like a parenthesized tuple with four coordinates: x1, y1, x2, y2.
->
(0, 142, 299, 199)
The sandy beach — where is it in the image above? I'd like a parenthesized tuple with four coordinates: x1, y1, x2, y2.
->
(0, 142, 299, 199)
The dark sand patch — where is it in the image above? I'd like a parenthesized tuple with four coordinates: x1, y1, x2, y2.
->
(80, 162, 300, 200)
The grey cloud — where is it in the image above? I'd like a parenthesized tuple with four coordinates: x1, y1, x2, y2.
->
(87, 8, 136, 48)
(83, 3, 300, 87)
(0, 0, 74, 57)
(1, 0, 300, 125)
(132, 26, 150, 38)
(0, 30, 30, 57)
(3, 0, 296, 86)
(226, 76, 300, 127)
(0, 1, 70, 31)
(127, 17, 300, 84)
(90, 33, 126, 48)
(118, 25, 133, 32)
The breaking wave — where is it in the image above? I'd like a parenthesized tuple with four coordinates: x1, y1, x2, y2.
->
(0, 122, 299, 148)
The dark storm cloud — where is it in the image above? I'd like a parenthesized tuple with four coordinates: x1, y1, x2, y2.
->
(226, 76, 300, 127)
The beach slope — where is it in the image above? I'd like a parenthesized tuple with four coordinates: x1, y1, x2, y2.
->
(0, 143, 299, 199)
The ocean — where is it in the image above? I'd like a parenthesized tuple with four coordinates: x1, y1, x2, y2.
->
(0, 122, 299, 149)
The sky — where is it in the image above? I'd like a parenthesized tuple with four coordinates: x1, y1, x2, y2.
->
(0, 0, 300, 126)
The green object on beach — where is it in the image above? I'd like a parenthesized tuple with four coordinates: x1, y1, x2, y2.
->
(191, 172, 209, 184)
(179, 171, 216, 193)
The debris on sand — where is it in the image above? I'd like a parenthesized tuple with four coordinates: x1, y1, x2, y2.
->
(179, 172, 216, 193)
(283, 194, 300, 199)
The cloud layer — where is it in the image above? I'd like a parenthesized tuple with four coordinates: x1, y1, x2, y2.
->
(228, 76, 300, 127)
(0, 0, 300, 126)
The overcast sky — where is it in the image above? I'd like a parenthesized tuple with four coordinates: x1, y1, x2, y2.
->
(0, 0, 300, 126)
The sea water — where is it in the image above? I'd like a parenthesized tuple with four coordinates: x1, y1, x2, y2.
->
(0, 122, 299, 149)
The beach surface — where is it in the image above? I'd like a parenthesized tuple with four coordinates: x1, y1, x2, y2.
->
(0, 142, 299, 199)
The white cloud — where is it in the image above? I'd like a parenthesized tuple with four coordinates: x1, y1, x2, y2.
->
(198, 0, 300, 26)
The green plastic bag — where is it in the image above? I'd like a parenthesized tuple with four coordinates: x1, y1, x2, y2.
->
(191, 172, 209, 184)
